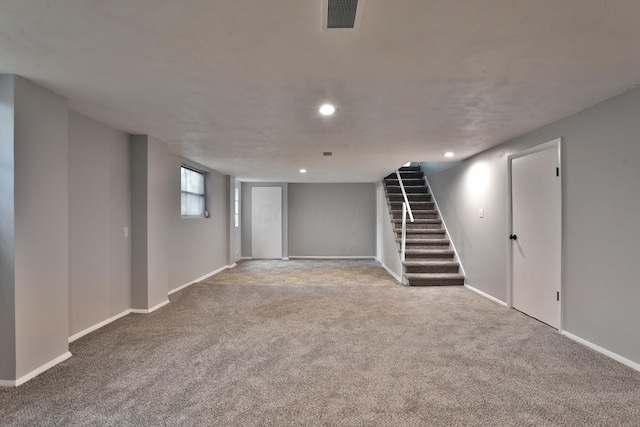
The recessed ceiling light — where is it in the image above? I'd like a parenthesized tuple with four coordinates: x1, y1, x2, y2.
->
(319, 104, 336, 116)
(444, 152, 455, 158)
(299, 169, 307, 173)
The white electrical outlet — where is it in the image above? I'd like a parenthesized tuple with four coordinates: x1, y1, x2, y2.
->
(124, 227, 129, 237)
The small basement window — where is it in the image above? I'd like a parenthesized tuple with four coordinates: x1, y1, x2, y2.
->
(181, 166, 207, 217)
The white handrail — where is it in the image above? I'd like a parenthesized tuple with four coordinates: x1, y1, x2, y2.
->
(395, 169, 414, 280)
(401, 202, 407, 262)
(395, 170, 414, 222)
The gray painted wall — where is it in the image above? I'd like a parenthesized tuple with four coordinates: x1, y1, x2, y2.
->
(0, 75, 17, 380)
(13, 76, 69, 378)
(168, 155, 229, 291)
(241, 182, 288, 258)
(68, 112, 131, 336)
(423, 87, 640, 364)
(288, 183, 376, 257)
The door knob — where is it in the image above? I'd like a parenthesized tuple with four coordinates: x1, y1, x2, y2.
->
(509, 234, 517, 240)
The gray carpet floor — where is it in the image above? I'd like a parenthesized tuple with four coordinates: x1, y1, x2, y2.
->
(1, 259, 639, 426)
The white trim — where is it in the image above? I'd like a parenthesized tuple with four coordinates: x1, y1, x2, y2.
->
(240, 257, 252, 260)
(288, 256, 377, 259)
(68, 309, 131, 343)
(561, 331, 640, 373)
(131, 299, 170, 314)
(168, 264, 236, 295)
(423, 175, 467, 281)
(465, 284, 507, 307)
(507, 137, 563, 330)
(0, 351, 72, 387)
(378, 260, 403, 283)
(282, 257, 290, 260)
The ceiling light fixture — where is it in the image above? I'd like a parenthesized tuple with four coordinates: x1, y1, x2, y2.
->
(319, 104, 336, 116)
(443, 152, 455, 158)
(299, 169, 307, 173)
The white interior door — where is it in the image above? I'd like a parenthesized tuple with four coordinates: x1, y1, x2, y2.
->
(510, 141, 561, 329)
(251, 187, 282, 259)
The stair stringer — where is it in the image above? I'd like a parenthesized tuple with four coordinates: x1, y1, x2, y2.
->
(376, 180, 404, 283)
(421, 174, 467, 284)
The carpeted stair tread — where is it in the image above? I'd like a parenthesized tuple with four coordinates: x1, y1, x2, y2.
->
(390, 208, 438, 213)
(390, 201, 433, 207)
(398, 238, 450, 244)
(394, 229, 445, 234)
(404, 250, 455, 259)
(392, 219, 441, 224)
(403, 260, 459, 266)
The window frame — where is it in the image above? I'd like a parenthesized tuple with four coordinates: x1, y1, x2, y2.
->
(180, 165, 208, 218)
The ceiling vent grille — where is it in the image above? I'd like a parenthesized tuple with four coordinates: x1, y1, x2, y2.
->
(327, 0, 358, 28)
(322, 0, 365, 30)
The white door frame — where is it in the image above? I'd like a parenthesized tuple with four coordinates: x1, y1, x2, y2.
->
(507, 137, 563, 331)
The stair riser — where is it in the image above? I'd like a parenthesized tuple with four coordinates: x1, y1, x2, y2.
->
(405, 265, 459, 274)
(405, 252, 454, 259)
(390, 203, 435, 211)
(385, 186, 428, 194)
(398, 172, 424, 179)
(392, 212, 439, 220)
(407, 278, 464, 286)
(388, 194, 432, 202)
(385, 171, 424, 179)
(384, 179, 424, 187)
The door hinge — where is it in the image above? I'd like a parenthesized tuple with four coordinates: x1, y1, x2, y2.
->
(556, 291, 560, 301)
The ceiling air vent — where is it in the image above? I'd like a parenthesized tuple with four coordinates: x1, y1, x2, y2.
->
(328, 0, 358, 28)
(322, 0, 365, 30)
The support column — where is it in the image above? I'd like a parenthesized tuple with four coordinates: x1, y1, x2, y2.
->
(0, 75, 70, 386)
(130, 135, 170, 313)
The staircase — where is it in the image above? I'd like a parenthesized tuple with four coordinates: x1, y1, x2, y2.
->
(384, 166, 465, 286)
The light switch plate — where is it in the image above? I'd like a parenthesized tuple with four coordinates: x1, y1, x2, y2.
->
(479, 208, 484, 218)
(124, 227, 129, 237)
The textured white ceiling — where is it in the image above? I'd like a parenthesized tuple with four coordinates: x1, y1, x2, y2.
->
(2, 1, 640, 182)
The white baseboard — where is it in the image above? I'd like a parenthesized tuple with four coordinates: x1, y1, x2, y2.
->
(0, 351, 73, 387)
(169, 264, 236, 295)
(69, 309, 132, 343)
(465, 284, 507, 307)
(240, 257, 252, 260)
(378, 260, 403, 283)
(561, 331, 640, 372)
(288, 256, 377, 259)
(131, 299, 170, 314)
